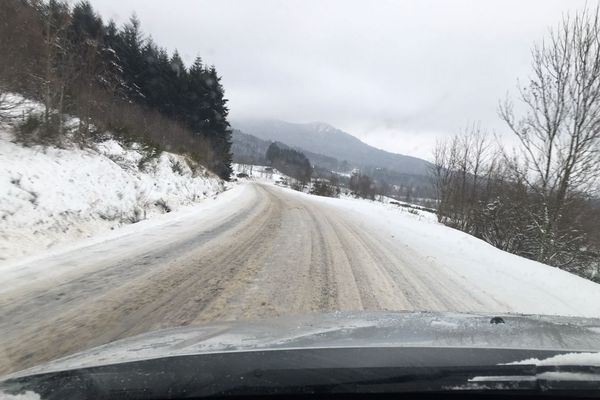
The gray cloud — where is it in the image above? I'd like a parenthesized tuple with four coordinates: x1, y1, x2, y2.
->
(85, 0, 593, 158)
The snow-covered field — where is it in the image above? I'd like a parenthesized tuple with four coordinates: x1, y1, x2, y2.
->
(0, 132, 223, 264)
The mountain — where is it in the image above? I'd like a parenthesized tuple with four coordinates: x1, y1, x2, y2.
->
(232, 129, 344, 172)
(231, 126, 435, 197)
(230, 119, 431, 176)
(230, 130, 271, 165)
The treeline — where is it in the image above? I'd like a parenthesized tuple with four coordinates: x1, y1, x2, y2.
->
(266, 142, 312, 184)
(259, 140, 420, 203)
(432, 8, 600, 281)
(347, 172, 384, 200)
(0, 0, 232, 178)
(231, 129, 434, 199)
(432, 128, 599, 280)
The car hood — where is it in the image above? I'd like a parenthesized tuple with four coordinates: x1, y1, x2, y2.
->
(5, 311, 600, 379)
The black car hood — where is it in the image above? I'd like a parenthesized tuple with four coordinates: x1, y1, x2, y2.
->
(6, 311, 600, 380)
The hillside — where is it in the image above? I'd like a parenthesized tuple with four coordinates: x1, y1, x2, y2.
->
(232, 129, 343, 171)
(231, 119, 432, 176)
(0, 0, 232, 178)
(231, 127, 435, 196)
(0, 129, 222, 264)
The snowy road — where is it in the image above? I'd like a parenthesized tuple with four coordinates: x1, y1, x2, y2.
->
(2, 182, 600, 375)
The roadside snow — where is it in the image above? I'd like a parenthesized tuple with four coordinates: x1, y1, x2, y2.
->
(260, 181, 600, 318)
(0, 132, 223, 264)
(0, 183, 249, 291)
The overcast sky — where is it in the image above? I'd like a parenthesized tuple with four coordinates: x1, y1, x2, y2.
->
(86, 0, 594, 158)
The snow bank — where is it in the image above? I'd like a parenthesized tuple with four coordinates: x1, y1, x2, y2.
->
(0, 132, 223, 264)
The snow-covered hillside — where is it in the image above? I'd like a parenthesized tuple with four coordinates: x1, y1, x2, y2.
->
(0, 132, 223, 264)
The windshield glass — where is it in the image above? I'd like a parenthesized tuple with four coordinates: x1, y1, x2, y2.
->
(1, 0, 600, 396)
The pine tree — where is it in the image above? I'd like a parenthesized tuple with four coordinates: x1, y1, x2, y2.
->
(69, 1, 103, 42)
(3, 1, 233, 179)
(166, 50, 187, 116)
(117, 14, 146, 102)
(203, 65, 232, 178)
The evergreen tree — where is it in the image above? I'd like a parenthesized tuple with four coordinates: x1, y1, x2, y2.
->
(117, 14, 146, 101)
(69, 1, 103, 42)
(165, 50, 187, 117)
(139, 38, 169, 110)
(184, 58, 232, 178)
(1, 1, 233, 178)
(204, 65, 232, 178)
(266, 143, 311, 183)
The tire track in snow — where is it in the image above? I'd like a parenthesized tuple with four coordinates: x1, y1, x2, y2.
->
(0, 182, 530, 375)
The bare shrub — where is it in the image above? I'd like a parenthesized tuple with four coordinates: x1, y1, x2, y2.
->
(310, 180, 339, 198)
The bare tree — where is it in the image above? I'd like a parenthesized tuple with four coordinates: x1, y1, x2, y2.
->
(427, 8, 600, 279)
(430, 125, 492, 226)
(349, 172, 376, 200)
(29, 0, 74, 141)
(499, 6, 600, 264)
(0, 0, 34, 120)
(431, 136, 458, 222)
